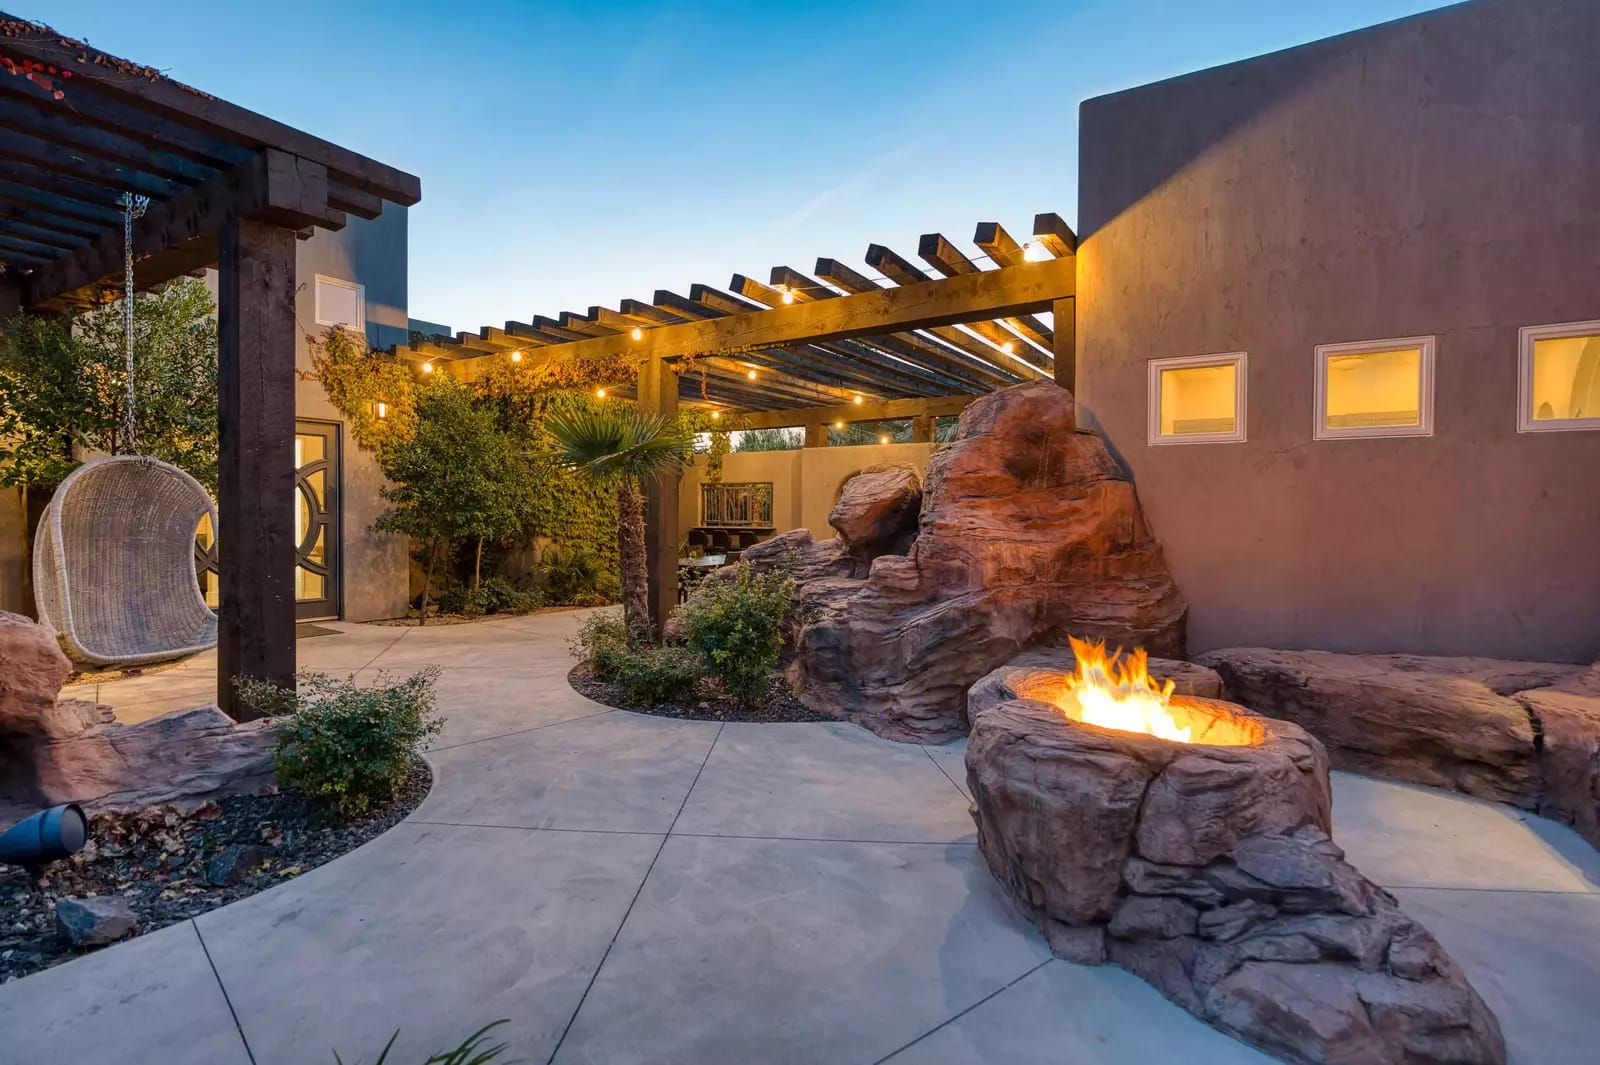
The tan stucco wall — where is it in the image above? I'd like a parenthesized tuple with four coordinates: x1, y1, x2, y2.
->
(0, 486, 24, 613)
(1076, 0, 1600, 662)
(679, 442, 935, 545)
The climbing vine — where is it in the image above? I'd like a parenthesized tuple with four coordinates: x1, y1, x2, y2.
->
(305, 328, 417, 455)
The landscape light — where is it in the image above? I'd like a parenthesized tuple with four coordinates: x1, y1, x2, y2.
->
(510, 350, 523, 363)
(0, 804, 88, 867)
(421, 361, 433, 373)
(630, 327, 643, 340)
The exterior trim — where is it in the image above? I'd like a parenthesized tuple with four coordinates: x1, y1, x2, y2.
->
(1146, 351, 1248, 446)
(1518, 319, 1600, 433)
(1313, 335, 1435, 440)
(313, 274, 366, 332)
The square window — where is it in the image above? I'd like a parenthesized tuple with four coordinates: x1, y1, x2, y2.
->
(1147, 353, 1247, 445)
(315, 276, 365, 332)
(1314, 336, 1434, 440)
(1519, 321, 1600, 432)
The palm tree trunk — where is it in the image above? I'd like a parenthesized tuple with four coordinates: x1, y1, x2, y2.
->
(616, 480, 649, 644)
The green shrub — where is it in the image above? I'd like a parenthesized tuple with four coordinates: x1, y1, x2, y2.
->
(433, 580, 482, 617)
(675, 566, 794, 706)
(238, 668, 444, 821)
(541, 545, 611, 606)
(333, 1019, 511, 1065)
(480, 575, 542, 614)
(572, 611, 629, 677)
(611, 645, 702, 705)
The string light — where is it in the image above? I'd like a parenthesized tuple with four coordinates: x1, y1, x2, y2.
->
(1022, 240, 1054, 263)
(780, 286, 795, 304)
(878, 435, 890, 444)
(710, 409, 721, 420)
(595, 387, 607, 399)
(746, 368, 758, 380)
(834, 420, 845, 429)
(510, 350, 523, 363)
(1001, 341, 1015, 355)
(630, 327, 643, 340)
(852, 394, 865, 405)
(421, 361, 433, 373)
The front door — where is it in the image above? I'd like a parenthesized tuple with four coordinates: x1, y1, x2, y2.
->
(294, 421, 342, 620)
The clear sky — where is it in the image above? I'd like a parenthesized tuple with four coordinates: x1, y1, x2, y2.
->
(44, 0, 1453, 333)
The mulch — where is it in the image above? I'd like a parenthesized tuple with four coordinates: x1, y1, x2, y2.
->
(0, 759, 430, 985)
(569, 665, 832, 724)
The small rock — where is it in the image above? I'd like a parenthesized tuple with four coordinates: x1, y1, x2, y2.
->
(55, 896, 138, 947)
(206, 843, 271, 886)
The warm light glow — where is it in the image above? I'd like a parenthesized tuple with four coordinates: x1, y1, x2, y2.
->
(630, 327, 644, 340)
(510, 350, 523, 363)
(1054, 636, 1190, 742)
(1001, 341, 1015, 355)
(1022, 240, 1054, 263)
(595, 387, 607, 399)
(780, 286, 795, 304)
(834, 420, 844, 429)
(747, 369, 758, 380)
(710, 409, 721, 420)
(852, 394, 864, 405)
(375, 401, 388, 419)
(421, 361, 433, 373)
(878, 435, 890, 444)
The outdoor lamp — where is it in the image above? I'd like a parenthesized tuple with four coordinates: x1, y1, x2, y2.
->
(0, 804, 88, 867)
(375, 401, 388, 419)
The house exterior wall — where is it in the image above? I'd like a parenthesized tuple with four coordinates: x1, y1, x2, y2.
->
(1076, 0, 1600, 662)
(292, 202, 411, 621)
(679, 442, 936, 544)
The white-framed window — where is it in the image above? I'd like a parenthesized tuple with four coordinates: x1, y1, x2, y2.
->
(1147, 352, 1247, 445)
(1313, 335, 1435, 440)
(314, 275, 365, 333)
(1518, 320, 1600, 432)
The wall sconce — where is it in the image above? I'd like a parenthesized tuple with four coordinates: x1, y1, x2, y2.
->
(375, 401, 388, 419)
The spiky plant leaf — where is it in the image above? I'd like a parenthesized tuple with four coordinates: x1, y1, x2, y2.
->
(544, 404, 690, 486)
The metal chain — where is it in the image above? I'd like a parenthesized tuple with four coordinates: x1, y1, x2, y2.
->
(120, 191, 150, 454)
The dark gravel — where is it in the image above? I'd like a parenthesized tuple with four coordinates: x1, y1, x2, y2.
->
(0, 759, 430, 985)
(570, 665, 832, 723)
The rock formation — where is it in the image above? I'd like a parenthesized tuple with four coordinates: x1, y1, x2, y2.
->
(826, 462, 921, 572)
(1197, 648, 1600, 850)
(0, 611, 274, 827)
(965, 674, 1505, 1065)
(787, 382, 1187, 743)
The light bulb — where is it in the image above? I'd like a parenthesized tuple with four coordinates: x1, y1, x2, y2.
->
(780, 288, 795, 304)
(834, 420, 844, 429)
(630, 327, 643, 340)
(595, 387, 606, 399)
(710, 410, 721, 420)
(1001, 341, 1015, 355)
(852, 394, 864, 405)
(879, 435, 890, 445)
(421, 361, 433, 373)
(376, 401, 388, 419)
(746, 369, 757, 380)
(510, 350, 523, 363)
(1022, 240, 1053, 263)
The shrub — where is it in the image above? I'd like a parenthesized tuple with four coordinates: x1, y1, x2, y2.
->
(675, 566, 795, 706)
(238, 668, 443, 821)
(480, 575, 542, 614)
(542, 545, 610, 606)
(572, 612, 629, 677)
(611, 645, 702, 706)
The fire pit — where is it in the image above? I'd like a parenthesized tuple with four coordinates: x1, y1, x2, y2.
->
(965, 639, 1506, 1065)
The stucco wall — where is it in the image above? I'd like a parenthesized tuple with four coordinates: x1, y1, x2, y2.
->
(679, 443, 935, 544)
(0, 487, 24, 613)
(1077, 0, 1600, 662)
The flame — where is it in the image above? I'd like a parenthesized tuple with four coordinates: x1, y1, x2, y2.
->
(1057, 636, 1191, 743)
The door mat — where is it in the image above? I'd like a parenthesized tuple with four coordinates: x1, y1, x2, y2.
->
(295, 623, 342, 639)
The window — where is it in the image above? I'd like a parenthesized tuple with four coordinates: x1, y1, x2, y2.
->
(1314, 336, 1434, 440)
(701, 483, 774, 527)
(314, 275, 365, 332)
(1519, 321, 1600, 432)
(1147, 352, 1247, 445)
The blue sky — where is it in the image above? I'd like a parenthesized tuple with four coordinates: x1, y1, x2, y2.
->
(44, 0, 1452, 332)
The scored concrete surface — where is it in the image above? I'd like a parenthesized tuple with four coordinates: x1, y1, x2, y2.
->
(3, 609, 1597, 1065)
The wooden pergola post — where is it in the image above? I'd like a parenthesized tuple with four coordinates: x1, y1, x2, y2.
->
(639, 354, 680, 633)
(216, 214, 298, 720)
(1053, 296, 1076, 393)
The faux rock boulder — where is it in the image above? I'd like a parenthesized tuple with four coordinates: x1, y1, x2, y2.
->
(790, 382, 1187, 743)
(0, 612, 274, 827)
(965, 677, 1505, 1065)
(1198, 647, 1600, 851)
(827, 462, 921, 571)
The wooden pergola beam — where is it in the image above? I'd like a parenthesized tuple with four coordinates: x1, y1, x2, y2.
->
(1033, 212, 1077, 257)
(732, 393, 976, 431)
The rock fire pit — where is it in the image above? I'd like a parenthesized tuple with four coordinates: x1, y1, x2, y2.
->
(966, 640, 1506, 1065)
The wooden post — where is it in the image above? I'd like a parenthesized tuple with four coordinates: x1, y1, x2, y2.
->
(638, 354, 680, 633)
(911, 413, 934, 443)
(217, 214, 297, 720)
(1053, 296, 1076, 393)
(804, 422, 828, 449)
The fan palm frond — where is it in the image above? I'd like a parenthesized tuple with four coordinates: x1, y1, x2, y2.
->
(544, 403, 690, 485)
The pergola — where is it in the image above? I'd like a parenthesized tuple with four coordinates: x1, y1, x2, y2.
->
(0, 16, 420, 718)
(397, 216, 1078, 629)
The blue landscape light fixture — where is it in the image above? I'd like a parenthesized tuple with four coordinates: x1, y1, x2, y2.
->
(0, 804, 89, 866)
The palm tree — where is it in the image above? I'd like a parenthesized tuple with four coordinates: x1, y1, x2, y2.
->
(545, 403, 689, 642)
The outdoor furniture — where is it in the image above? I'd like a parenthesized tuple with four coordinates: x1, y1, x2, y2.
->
(677, 554, 726, 602)
(32, 456, 219, 667)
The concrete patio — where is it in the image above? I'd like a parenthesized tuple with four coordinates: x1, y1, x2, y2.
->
(2, 609, 1596, 1065)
